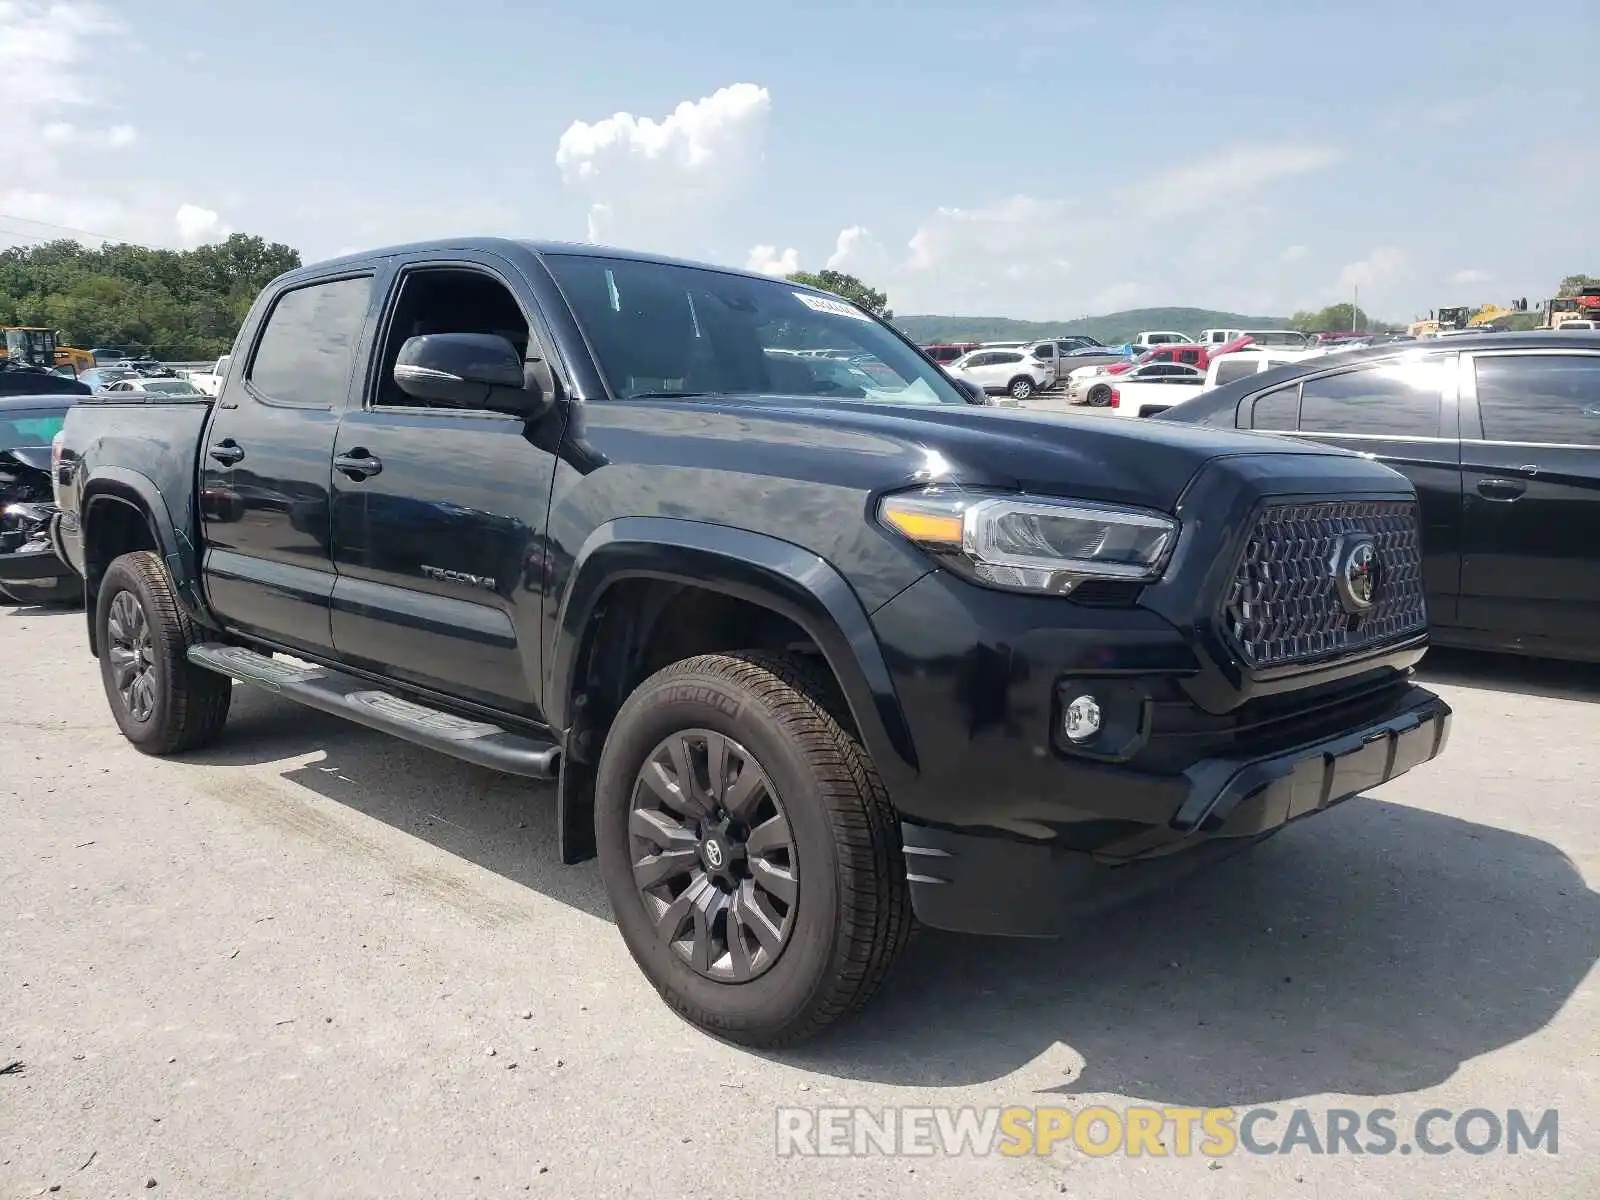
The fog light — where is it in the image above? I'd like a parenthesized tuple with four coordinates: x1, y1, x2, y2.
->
(1063, 694, 1102, 742)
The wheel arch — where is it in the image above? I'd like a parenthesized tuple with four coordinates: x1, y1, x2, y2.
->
(546, 517, 920, 863)
(79, 469, 209, 655)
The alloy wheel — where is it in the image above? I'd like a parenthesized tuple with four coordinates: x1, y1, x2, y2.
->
(628, 729, 798, 982)
(106, 590, 156, 723)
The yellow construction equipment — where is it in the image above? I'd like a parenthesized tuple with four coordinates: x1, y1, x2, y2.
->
(0, 327, 95, 374)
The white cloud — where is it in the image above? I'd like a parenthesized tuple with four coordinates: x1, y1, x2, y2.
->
(0, 2, 135, 165)
(1128, 142, 1342, 220)
(555, 83, 772, 254)
(825, 225, 894, 278)
(1449, 268, 1492, 286)
(873, 141, 1349, 318)
(745, 244, 798, 276)
(174, 203, 230, 247)
(39, 120, 136, 148)
(1336, 247, 1409, 293)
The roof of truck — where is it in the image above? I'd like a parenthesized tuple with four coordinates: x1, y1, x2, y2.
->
(286, 237, 813, 290)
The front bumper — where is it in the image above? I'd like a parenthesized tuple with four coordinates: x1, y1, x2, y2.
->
(901, 685, 1451, 936)
(0, 540, 73, 588)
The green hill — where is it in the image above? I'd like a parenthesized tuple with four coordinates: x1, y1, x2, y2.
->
(893, 307, 1294, 346)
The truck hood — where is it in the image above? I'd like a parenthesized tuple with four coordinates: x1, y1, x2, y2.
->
(702, 397, 1351, 512)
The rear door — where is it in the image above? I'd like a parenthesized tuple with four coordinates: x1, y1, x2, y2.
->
(1240, 353, 1464, 623)
(199, 271, 377, 656)
(1457, 349, 1600, 649)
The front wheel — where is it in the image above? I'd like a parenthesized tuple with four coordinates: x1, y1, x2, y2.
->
(1087, 383, 1113, 407)
(595, 652, 911, 1046)
(1008, 376, 1036, 401)
(95, 551, 232, 754)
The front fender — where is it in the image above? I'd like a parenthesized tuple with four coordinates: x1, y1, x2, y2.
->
(547, 516, 919, 788)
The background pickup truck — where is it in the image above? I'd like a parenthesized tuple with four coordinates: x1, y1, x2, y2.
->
(54, 238, 1451, 1045)
(185, 354, 232, 397)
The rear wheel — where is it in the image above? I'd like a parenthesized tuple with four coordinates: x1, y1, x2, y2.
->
(595, 652, 911, 1046)
(95, 551, 231, 754)
(1008, 376, 1035, 401)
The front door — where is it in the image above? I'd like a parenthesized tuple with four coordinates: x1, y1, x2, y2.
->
(1458, 349, 1600, 650)
(199, 272, 376, 657)
(328, 259, 565, 721)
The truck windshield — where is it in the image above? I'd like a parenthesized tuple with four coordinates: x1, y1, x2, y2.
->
(544, 254, 966, 405)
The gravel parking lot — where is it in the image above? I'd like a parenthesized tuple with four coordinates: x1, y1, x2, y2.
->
(4, 605, 1597, 1198)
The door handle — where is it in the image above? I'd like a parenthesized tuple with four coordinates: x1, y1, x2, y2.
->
(208, 440, 244, 465)
(334, 450, 383, 479)
(1475, 478, 1526, 501)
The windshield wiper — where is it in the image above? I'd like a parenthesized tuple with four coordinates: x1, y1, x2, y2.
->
(624, 390, 719, 400)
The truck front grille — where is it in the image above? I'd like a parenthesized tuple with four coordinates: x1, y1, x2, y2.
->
(1221, 500, 1426, 669)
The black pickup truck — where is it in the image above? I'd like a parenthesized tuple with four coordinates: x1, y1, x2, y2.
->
(54, 239, 1451, 1044)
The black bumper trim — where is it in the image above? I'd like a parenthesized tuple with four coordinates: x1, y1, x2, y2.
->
(900, 685, 1451, 937)
(0, 543, 72, 585)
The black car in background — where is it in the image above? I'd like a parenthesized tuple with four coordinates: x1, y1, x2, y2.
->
(1156, 333, 1600, 663)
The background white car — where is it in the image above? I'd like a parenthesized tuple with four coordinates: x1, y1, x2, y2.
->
(944, 348, 1053, 401)
(100, 377, 205, 396)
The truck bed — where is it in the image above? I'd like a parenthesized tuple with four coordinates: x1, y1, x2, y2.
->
(56, 393, 214, 581)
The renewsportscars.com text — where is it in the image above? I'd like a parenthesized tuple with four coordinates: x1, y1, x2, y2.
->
(775, 1105, 1559, 1159)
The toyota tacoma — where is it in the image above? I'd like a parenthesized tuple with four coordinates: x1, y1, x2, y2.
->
(53, 239, 1451, 1045)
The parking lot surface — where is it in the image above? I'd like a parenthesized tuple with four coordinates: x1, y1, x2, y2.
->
(4, 606, 1597, 1198)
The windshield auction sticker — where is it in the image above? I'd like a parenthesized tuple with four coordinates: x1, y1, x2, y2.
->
(793, 292, 872, 321)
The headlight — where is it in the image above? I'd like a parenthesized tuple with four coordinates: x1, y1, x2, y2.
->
(877, 488, 1177, 594)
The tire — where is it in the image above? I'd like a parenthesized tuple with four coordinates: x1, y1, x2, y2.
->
(1008, 376, 1035, 401)
(95, 550, 232, 755)
(595, 651, 911, 1046)
(1087, 383, 1112, 407)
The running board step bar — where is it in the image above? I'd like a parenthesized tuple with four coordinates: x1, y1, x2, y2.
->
(187, 644, 560, 779)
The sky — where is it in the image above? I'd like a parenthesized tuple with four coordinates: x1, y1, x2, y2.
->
(2, 0, 1596, 322)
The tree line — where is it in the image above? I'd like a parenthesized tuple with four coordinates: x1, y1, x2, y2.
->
(2, 233, 1592, 361)
(0, 235, 302, 361)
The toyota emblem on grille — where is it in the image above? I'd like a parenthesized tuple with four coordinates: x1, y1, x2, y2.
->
(1335, 538, 1380, 613)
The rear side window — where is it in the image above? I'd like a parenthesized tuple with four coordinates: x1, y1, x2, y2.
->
(995, 352, 1023, 365)
(1298, 360, 1448, 437)
(1031, 343, 1055, 358)
(1178, 349, 1202, 365)
(248, 276, 373, 407)
(1251, 385, 1299, 430)
(1214, 358, 1262, 387)
(1475, 354, 1600, 446)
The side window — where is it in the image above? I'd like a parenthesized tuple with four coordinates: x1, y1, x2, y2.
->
(1475, 354, 1600, 446)
(997, 352, 1023, 365)
(966, 352, 995, 367)
(373, 268, 531, 409)
(1298, 360, 1448, 437)
(248, 276, 373, 408)
(1179, 349, 1201, 365)
(1251, 385, 1299, 431)
(1213, 358, 1261, 387)
(1032, 344, 1054, 358)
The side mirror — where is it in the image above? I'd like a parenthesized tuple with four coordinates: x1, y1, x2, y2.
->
(394, 333, 553, 417)
(953, 379, 989, 406)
